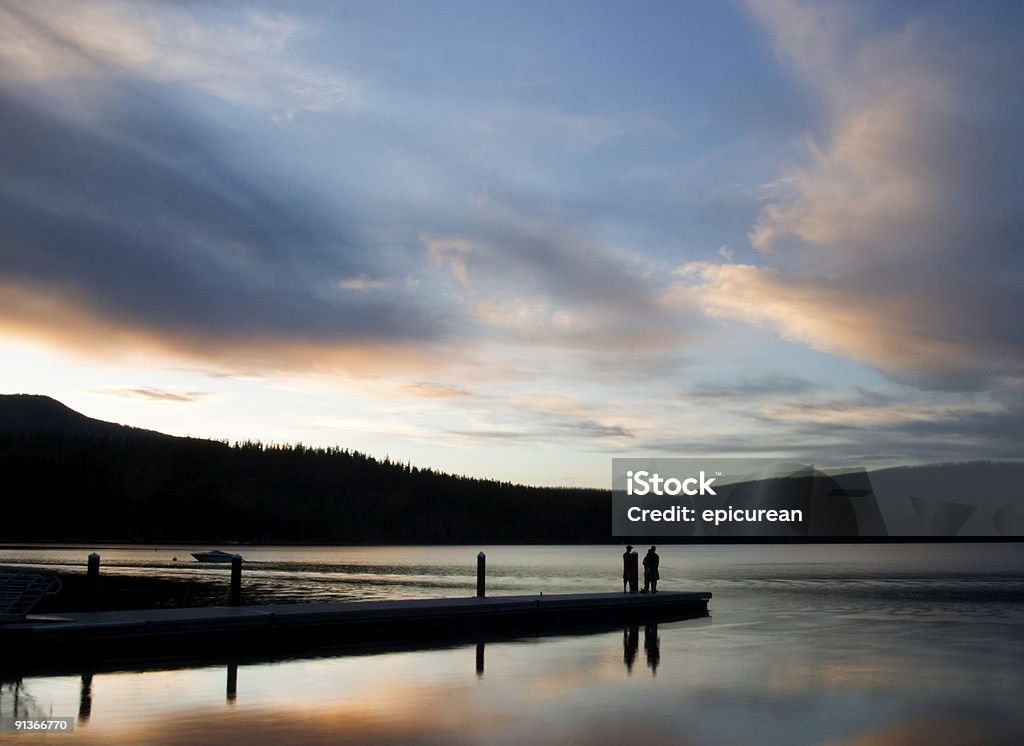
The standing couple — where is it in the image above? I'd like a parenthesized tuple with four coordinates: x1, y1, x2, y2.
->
(622, 545, 659, 593)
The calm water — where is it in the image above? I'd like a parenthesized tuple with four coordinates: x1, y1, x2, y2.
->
(2, 543, 1024, 745)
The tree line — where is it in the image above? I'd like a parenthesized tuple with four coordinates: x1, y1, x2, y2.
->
(0, 431, 610, 544)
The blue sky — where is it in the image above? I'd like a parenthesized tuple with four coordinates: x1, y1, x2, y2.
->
(1, 0, 1021, 486)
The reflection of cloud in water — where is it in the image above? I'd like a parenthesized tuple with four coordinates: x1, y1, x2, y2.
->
(12, 629, 1023, 746)
(763, 656, 944, 694)
(58, 704, 488, 746)
(9, 638, 1022, 746)
(50, 707, 711, 746)
(9, 545, 1023, 745)
(822, 710, 1024, 746)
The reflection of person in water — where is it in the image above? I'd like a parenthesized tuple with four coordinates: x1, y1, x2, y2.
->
(623, 623, 639, 673)
(644, 622, 660, 674)
(641, 545, 660, 593)
(622, 545, 639, 593)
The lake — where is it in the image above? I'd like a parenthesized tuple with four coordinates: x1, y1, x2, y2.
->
(2, 543, 1023, 745)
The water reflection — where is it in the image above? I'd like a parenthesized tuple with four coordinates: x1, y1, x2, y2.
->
(226, 663, 237, 704)
(622, 623, 661, 676)
(1, 619, 692, 744)
(78, 672, 92, 722)
(623, 624, 638, 673)
(644, 622, 660, 675)
(2, 544, 1021, 745)
(9, 617, 1021, 746)
(1, 679, 50, 722)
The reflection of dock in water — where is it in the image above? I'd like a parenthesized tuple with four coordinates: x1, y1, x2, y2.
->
(1, 591, 710, 675)
(1, 679, 50, 722)
(7, 615, 705, 719)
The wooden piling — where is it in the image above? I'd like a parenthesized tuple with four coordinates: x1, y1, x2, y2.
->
(476, 551, 486, 598)
(86, 553, 100, 612)
(229, 556, 242, 606)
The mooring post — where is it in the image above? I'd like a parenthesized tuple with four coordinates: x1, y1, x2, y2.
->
(229, 555, 242, 606)
(86, 552, 100, 611)
(476, 551, 486, 598)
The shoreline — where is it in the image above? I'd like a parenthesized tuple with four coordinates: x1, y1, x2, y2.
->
(4, 536, 1023, 551)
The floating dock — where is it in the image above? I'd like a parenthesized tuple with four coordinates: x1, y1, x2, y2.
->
(1, 591, 710, 673)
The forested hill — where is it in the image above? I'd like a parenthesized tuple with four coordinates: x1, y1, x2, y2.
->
(0, 393, 167, 439)
(0, 395, 609, 544)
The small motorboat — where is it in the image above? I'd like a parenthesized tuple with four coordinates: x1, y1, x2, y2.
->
(191, 549, 243, 563)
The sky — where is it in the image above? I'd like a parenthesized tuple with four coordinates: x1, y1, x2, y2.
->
(0, 0, 1022, 487)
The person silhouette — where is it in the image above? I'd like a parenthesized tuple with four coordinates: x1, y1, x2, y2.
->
(641, 545, 660, 593)
(618, 544, 634, 589)
(623, 545, 639, 593)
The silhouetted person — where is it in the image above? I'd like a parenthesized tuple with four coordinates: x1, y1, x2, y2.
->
(623, 544, 639, 593)
(642, 545, 660, 593)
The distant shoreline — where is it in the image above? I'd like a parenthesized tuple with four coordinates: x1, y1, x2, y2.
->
(4, 537, 1022, 550)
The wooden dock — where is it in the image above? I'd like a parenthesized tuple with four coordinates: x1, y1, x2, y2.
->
(0, 591, 710, 673)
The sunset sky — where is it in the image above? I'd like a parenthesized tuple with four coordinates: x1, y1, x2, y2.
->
(1, 0, 1021, 486)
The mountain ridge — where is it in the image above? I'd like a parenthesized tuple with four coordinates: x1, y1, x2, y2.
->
(1, 394, 1019, 543)
(0, 394, 608, 544)
(0, 393, 169, 440)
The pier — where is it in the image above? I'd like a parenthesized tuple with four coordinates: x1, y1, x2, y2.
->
(0, 591, 711, 674)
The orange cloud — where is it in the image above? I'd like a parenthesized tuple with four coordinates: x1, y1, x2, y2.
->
(691, 1, 1024, 388)
(0, 281, 441, 378)
(679, 262, 978, 381)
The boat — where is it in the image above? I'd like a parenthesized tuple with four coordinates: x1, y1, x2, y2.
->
(191, 550, 243, 563)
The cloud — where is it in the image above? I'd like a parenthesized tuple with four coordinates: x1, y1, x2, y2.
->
(0, 271, 441, 377)
(106, 387, 210, 403)
(557, 419, 633, 439)
(682, 1, 1024, 389)
(685, 373, 820, 400)
(469, 106, 676, 152)
(0, 2, 412, 377)
(641, 394, 1023, 465)
(0, 67, 448, 375)
(400, 382, 472, 399)
(758, 391, 1005, 431)
(0, 0, 704, 386)
(754, 383, 1020, 462)
(425, 236, 474, 287)
(469, 297, 587, 338)
(680, 262, 1004, 385)
(422, 211, 697, 354)
(334, 276, 392, 291)
(0, 1, 356, 113)
(445, 416, 633, 445)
